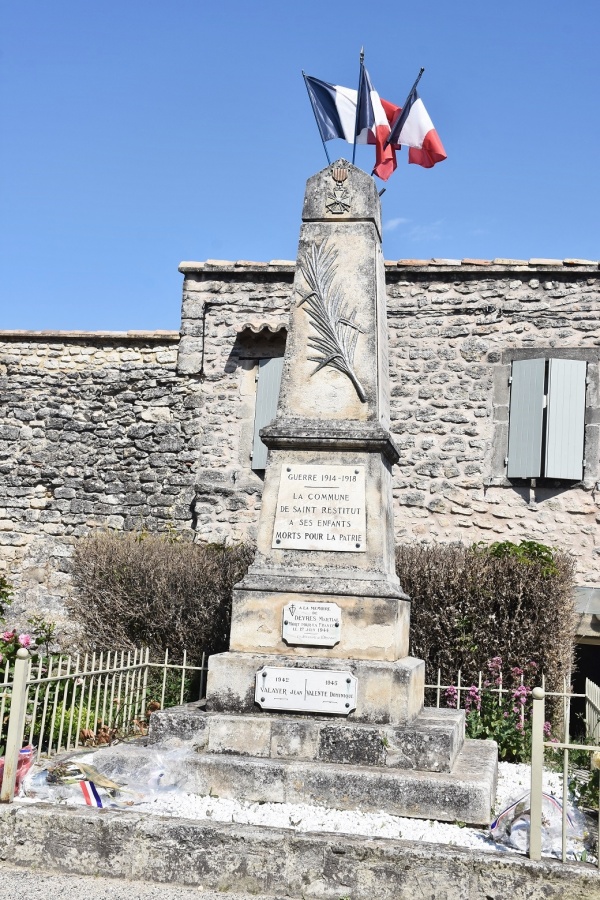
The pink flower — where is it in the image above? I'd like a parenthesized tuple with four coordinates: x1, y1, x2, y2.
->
(511, 666, 523, 678)
(18, 634, 32, 648)
(0, 653, 3, 664)
(2, 630, 15, 642)
(444, 685, 458, 709)
(543, 721, 552, 738)
(487, 657, 503, 672)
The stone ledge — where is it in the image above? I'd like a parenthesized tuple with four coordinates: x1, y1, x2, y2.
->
(0, 330, 181, 343)
(178, 259, 600, 275)
(260, 419, 401, 464)
(1, 803, 597, 899)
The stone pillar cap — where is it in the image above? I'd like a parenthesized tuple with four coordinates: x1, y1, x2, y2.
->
(302, 159, 382, 239)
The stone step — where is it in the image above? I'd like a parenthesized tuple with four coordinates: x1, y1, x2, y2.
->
(111, 734, 497, 825)
(150, 705, 465, 773)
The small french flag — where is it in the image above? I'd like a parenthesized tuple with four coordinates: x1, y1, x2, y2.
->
(387, 88, 447, 169)
(80, 780, 103, 807)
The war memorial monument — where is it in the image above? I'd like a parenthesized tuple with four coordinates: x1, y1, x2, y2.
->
(151, 160, 498, 825)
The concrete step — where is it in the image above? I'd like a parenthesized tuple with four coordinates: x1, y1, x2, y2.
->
(150, 705, 465, 773)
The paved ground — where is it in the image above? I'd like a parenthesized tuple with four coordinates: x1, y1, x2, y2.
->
(0, 865, 274, 900)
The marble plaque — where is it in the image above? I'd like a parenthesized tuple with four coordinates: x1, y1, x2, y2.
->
(255, 666, 357, 715)
(272, 464, 366, 552)
(282, 601, 341, 647)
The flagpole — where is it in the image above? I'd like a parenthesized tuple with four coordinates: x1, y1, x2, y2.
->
(351, 47, 364, 165)
(302, 71, 331, 166)
(385, 67, 425, 148)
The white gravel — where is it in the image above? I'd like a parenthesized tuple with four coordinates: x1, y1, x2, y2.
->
(18, 757, 564, 855)
(126, 761, 562, 853)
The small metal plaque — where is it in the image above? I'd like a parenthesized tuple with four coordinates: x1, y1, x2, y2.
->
(282, 601, 341, 647)
(272, 464, 366, 552)
(255, 666, 357, 715)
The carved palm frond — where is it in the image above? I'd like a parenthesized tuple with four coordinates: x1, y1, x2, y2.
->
(297, 241, 366, 402)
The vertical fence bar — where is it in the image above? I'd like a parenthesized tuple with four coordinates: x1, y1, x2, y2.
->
(562, 676, 570, 864)
(37, 656, 54, 763)
(113, 651, 125, 731)
(74, 653, 89, 750)
(0, 658, 12, 751)
(180, 649, 187, 706)
(92, 651, 104, 738)
(160, 649, 169, 710)
(108, 652, 119, 729)
(47, 656, 64, 757)
(66, 653, 81, 751)
(200, 651, 207, 700)
(123, 650, 133, 732)
(140, 647, 150, 722)
(0, 649, 30, 803)
(436, 668, 441, 708)
(56, 654, 73, 753)
(529, 687, 545, 861)
(457, 670, 462, 709)
(100, 651, 111, 734)
(84, 652, 97, 732)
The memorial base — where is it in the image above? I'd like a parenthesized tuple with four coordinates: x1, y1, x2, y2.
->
(146, 707, 497, 825)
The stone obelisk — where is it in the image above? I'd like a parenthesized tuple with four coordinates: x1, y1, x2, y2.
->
(155, 161, 497, 825)
(205, 160, 422, 725)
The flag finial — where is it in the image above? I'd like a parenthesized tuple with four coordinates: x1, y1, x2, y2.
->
(360, 47, 364, 64)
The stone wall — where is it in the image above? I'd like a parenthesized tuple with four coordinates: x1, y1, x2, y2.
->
(1, 257, 599, 623)
(0, 331, 196, 624)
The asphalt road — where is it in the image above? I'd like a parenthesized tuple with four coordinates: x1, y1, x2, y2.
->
(0, 865, 276, 900)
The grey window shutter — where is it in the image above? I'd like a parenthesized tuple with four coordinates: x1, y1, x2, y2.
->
(507, 359, 545, 478)
(251, 357, 284, 471)
(545, 358, 587, 480)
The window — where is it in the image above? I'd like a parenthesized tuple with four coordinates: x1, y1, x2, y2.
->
(507, 358, 587, 480)
(251, 356, 285, 471)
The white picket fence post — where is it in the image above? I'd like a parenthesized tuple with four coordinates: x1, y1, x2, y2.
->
(0, 649, 30, 804)
(529, 686, 545, 861)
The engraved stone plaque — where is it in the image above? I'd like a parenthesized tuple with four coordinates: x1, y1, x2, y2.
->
(272, 464, 366, 552)
(282, 601, 341, 647)
(255, 666, 357, 715)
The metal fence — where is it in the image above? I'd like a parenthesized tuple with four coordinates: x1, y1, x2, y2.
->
(0, 646, 208, 802)
(530, 684, 600, 867)
(425, 669, 600, 740)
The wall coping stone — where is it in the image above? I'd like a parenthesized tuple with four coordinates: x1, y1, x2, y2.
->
(0, 330, 180, 343)
(179, 259, 600, 275)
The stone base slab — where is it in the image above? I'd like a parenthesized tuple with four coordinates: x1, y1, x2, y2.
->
(205, 651, 424, 725)
(92, 736, 497, 825)
(185, 738, 497, 825)
(149, 705, 465, 773)
(229, 588, 410, 660)
(2, 805, 598, 900)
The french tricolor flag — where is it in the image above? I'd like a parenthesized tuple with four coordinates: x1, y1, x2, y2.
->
(387, 88, 447, 169)
(303, 71, 399, 181)
(303, 75, 359, 143)
(355, 66, 399, 181)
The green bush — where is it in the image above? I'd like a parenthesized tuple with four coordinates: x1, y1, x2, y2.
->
(68, 531, 253, 665)
(396, 540, 576, 691)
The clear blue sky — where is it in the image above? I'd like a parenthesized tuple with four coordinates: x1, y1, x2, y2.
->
(2, 1, 599, 330)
